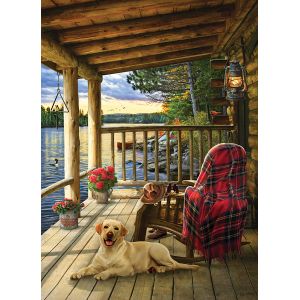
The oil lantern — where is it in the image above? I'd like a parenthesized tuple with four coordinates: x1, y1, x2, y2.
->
(224, 60, 247, 101)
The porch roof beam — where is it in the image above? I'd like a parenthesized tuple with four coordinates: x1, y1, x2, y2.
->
(58, 4, 234, 44)
(85, 36, 218, 65)
(96, 48, 213, 75)
(41, 33, 101, 80)
(72, 22, 225, 56)
(42, 0, 221, 29)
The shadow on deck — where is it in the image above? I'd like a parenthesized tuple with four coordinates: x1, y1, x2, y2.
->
(41, 196, 258, 300)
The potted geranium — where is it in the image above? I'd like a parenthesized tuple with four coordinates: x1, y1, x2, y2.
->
(88, 166, 117, 203)
(52, 198, 83, 230)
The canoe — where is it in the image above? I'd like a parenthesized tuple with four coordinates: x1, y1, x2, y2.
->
(117, 142, 133, 150)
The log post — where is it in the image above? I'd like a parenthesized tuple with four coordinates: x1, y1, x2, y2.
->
(63, 67, 80, 203)
(88, 78, 101, 199)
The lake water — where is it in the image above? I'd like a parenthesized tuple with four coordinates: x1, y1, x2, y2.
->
(41, 124, 166, 233)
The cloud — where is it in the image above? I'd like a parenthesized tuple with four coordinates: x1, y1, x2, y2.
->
(41, 64, 147, 103)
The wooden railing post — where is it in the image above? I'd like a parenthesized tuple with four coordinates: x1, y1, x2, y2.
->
(177, 130, 182, 182)
(155, 130, 159, 181)
(122, 131, 126, 181)
(189, 130, 194, 180)
(88, 77, 101, 199)
(143, 131, 148, 181)
(63, 67, 80, 203)
(132, 132, 136, 181)
(166, 130, 170, 181)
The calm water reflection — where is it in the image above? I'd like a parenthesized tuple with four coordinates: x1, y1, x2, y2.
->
(41, 124, 166, 233)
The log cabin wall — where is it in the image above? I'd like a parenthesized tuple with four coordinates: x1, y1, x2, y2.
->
(226, 14, 258, 213)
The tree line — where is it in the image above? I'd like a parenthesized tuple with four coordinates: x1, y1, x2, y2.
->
(41, 105, 166, 127)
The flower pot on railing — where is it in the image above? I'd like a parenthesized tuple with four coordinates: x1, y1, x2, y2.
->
(92, 189, 113, 204)
(88, 166, 117, 204)
(52, 198, 83, 230)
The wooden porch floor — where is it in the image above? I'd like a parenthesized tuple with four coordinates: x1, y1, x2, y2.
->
(41, 196, 258, 300)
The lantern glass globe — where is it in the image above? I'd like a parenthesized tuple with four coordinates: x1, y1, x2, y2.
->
(228, 76, 243, 88)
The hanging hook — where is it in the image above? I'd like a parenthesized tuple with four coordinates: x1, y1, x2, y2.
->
(50, 72, 69, 113)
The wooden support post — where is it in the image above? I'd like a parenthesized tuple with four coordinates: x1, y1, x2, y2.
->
(132, 132, 136, 181)
(63, 67, 80, 203)
(88, 78, 101, 200)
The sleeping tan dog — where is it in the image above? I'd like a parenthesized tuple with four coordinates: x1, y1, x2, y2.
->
(70, 219, 199, 280)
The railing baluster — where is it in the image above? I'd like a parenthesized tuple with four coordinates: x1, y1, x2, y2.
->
(218, 129, 222, 144)
(166, 130, 170, 182)
(110, 132, 115, 167)
(189, 130, 194, 180)
(132, 131, 136, 181)
(208, 129, 212, 150)
(199, 130, 204, 170)
(177, 130, 182, 182)
(155, 130, 159, 181)
(122, 131, 126, 181)
(143, 131, 148, 181)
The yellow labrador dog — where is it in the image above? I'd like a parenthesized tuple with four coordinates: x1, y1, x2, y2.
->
(71, 219, 199, 280)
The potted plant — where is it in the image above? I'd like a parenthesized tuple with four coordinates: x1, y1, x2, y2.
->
(88, 166, 117, 203)
(52, 198, 83, 230)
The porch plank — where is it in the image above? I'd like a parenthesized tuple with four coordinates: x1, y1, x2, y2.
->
(240, 245, 258, 294)
(130, 273, 155, 300)
(210, 260, 237, 300)
(192, 265, 215, 300)
(243, 229, 258, 256)
(226, 256, 257, 299)
(152, 272, 174, 300)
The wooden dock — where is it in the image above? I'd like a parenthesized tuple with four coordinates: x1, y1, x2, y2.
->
(41, 197, 258, 300)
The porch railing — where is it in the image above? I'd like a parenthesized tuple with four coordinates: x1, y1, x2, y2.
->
(41, 124, 235, 199)
(101, 125, 235, 186)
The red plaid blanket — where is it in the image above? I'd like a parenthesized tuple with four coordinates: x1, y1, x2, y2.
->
(182, 143, 248, 260)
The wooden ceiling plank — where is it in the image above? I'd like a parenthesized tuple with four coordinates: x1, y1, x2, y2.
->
(99, 53, 212, 75)
(42, 0, 222, 29)
(41, 33, 100, 80)
(215, 0, 257, 52)
(71, 22, 226, 56)
(85, 36, 218, 65)
(96, 46, 213, 72)
(58, 4, 234, 44)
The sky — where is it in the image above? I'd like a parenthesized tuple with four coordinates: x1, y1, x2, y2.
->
(41, 64, 147, 103)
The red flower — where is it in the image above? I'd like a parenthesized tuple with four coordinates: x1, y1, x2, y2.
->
(96, 181, 104, 190)
(89, 175, 97, 183)
(101, 172, 108, 180)
(108, 174, 115, 180)
(91, 168, 104, 176)
(107, 166, 114, 174)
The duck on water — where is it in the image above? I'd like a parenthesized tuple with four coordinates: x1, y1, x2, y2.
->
(49, 159, 58, 167)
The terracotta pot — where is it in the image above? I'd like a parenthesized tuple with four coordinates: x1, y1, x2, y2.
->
(59, 210, 78, 230)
